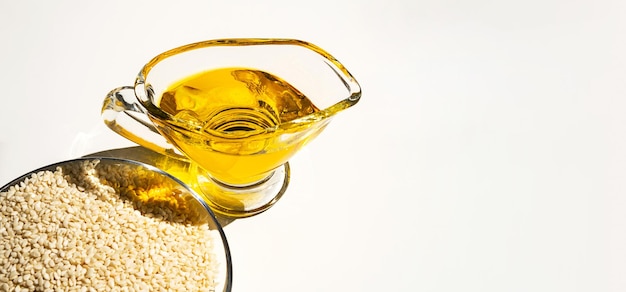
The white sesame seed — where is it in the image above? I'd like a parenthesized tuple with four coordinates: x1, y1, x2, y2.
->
(0, 160, 220, 290)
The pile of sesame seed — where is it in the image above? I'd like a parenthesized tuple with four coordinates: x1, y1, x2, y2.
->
(0, 160, 221, 291)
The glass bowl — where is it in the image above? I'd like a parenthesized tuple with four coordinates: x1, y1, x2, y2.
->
(0, 157, 232, 291)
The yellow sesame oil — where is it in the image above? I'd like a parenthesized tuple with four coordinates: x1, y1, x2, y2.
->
(154, 67, 321, 185)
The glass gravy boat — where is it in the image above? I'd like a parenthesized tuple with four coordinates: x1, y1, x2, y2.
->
(102, 39, 361, 218)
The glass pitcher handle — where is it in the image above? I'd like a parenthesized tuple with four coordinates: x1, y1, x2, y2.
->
(101, 86, 188, 160)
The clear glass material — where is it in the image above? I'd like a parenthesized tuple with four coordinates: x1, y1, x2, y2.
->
(0, 157, 233, 292)
(102, 39, 361, 218)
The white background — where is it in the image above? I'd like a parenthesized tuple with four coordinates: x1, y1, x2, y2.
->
(1, 1, 626, 291)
